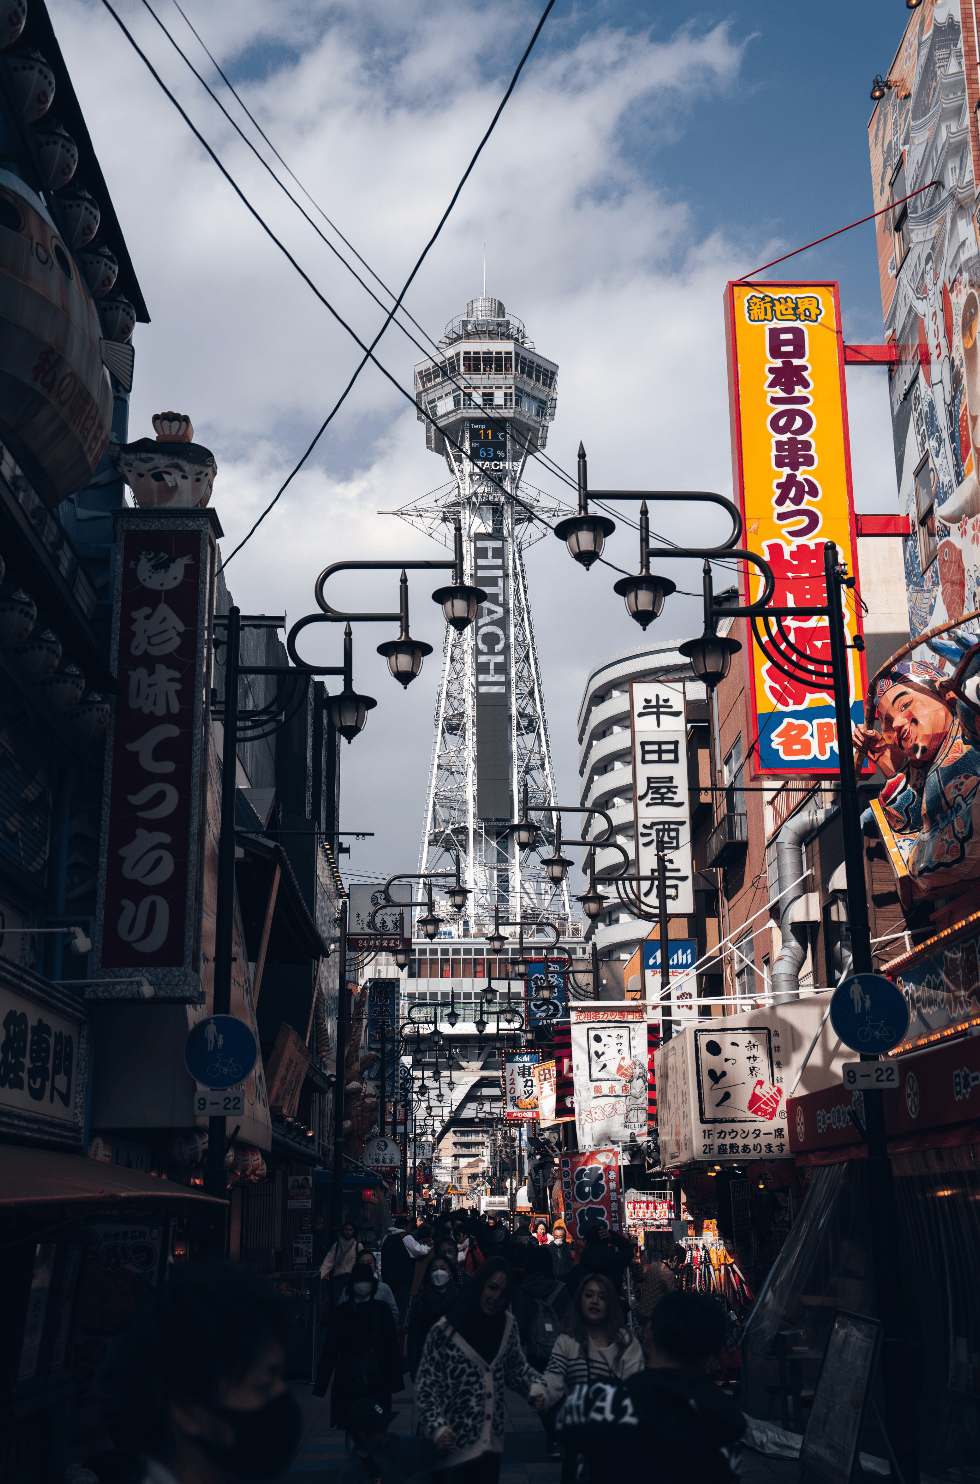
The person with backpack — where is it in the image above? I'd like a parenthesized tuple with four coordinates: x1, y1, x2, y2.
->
(539, 1274, 644, 1478)
(513, 1244, 572, 1454)
(312, 1263, 404, 1428)
(555, 1290, 744, 1484)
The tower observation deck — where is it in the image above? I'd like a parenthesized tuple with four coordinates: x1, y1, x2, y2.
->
(391, 297, 573, 935)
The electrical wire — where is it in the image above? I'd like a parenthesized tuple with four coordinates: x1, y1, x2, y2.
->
(145, 0, 581, 510)
(98, 0, 558, 559)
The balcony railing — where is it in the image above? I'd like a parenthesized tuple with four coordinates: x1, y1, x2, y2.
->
(706, 809, 748, 869)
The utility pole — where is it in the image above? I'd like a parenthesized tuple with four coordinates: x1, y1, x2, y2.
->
(204, 606, 241, 1219)
(824, 543, 918, 1484)
(330, 901, 349, 1244)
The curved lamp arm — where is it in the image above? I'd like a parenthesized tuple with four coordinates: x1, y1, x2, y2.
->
(313, 559, 454, 619)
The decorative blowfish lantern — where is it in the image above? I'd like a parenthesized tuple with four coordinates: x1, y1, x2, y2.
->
(110, 411, 218, 509)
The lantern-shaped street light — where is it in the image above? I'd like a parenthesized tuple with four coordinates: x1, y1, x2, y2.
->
(485, 902, 506, 956)
(417, 879, 443, 941)
(612, 501, 676, 630)
(327, 623, 377, 743)
(377, 570, 433, 687)
(541, 814, 574, 884)
(678, 560, 742, 692)
(554, 443, 616, 570)
(511, 778, 539, 850)
(431, 515, 488, 631)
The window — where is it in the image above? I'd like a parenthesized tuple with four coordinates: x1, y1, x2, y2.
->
(734, 931, 756, 1002)
(723, 737, 745, 816)
(914, 453, 939, 571)
(504, 355, 512, 374)
(503, 391, 513, 408)
(891, 155, 909, 270)
(761, 954, 771, 1003)
(482, 391, 495, 407)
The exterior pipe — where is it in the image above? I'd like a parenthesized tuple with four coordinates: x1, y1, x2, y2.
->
(770, 804, 836, 1004)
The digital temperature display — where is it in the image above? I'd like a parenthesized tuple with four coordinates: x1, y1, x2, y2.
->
(469, 423, 507, 465)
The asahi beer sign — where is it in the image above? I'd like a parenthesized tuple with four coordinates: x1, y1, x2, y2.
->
(96, 515, 216, 996)
(630, 682, 693, 915)
(474, 533, 510, 820)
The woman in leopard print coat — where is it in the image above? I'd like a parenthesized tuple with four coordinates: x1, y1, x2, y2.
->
(414, 1258, 544, 1484)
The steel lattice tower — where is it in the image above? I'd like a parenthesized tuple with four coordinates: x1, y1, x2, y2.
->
(391, 296, 572, 934)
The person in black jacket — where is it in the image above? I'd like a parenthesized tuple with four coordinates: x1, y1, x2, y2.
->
(513, 1244, 573, 1453)
(380, 1221, 416, 1324)
(406, 1256, 463, 1379)
(555, 1289, 744, 1484)
(312, 1264, 404, 1429)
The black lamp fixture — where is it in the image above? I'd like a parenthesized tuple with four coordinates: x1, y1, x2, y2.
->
(510, 926, 529, 978)
(485, 902, 506, 956)
(541, 813, 574, 884)
(431, 515, 489, 631)
(447, 850, 470, 914)
(554, 443, 616, 570)
(612, 500, 676, 629)
(377, 569, 433, 687)
(475, 1010, 488, 1036)
(511, 778, 538, 850)
(328, 622, 377, 742)
(446, 988, 459, 1028)
(870, 74, 892, 100)
(678, 560, 741, 692)
(577, 856, 607, 920)
(417, 879, 443, 941)
(393, 944, 411, 969)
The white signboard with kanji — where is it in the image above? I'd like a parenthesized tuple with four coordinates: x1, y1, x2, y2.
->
(654, 1000, 847, 1164)
(363, 1135, 401, 1169)
(570, 1003, 648, 1147)
(630, 681, 693, 915)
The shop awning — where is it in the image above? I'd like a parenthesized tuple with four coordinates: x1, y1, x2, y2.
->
(236, 833, 329, 964)
(0, 1145, 226, 1213)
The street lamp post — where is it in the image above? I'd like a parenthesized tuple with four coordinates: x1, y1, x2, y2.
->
(558, 449, 916, 1484)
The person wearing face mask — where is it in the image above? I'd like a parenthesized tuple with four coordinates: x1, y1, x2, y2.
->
(406, 1256, 462, 1379)
(549, 1223, 573, 1281)
(414, 1258, 545, 1484)
(320, 1220, 367, 1307)
(339, 1250, 400, 1327)
(114, 1261, 303, 1484)
(312, 1263, 404, 1427)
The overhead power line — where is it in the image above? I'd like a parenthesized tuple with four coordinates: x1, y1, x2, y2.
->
(97, 0, 558, 561)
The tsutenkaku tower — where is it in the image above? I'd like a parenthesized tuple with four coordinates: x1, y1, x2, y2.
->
(392, 296, 572, 934)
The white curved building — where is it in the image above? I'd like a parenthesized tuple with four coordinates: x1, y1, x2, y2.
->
(577, 639, 705, 964)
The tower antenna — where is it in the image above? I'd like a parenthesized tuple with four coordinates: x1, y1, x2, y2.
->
(483, 243, 486, 297)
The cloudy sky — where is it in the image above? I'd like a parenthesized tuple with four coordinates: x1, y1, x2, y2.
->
(59, 0, 909, 883)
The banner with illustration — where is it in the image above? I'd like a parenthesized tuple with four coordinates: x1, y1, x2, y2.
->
(868, 0, 980, 643)
(569, 1002, 648, 1147)
(559, 1147, 623, 1247)
(526, 959, 567, 1028)
(859, 619, 980, 922)
(725, 280, 868, 777)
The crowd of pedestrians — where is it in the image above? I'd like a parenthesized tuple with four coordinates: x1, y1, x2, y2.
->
(111, 1209, 745, 1484)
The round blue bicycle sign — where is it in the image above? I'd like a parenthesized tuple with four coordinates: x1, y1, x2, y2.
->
(185, 1015, 258, 1089)
(830, 974, 910, 1055)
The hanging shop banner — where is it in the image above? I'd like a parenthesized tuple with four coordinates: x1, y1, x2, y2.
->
(535, 1060, 557, 1123)
(527, 959, 568, 1026)
(559, 1147, 623, 1244)
(643, 939, 698, 1024)
(553, 1022, 575, 1122)
(502, 1049, 539, 1121)
(96, 511, 218, 995)
(725, 281, 868, 779)
(362, 1135, 401, 1171)
(364, 980, 398, 1091)
(570, 1002, 648, 1147)
(629, 681, 693, 914)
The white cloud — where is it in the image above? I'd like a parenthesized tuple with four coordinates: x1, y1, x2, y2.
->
(55, 3, 893, 880)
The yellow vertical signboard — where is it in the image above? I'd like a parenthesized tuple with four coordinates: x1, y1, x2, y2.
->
(725, 282, 867, 777)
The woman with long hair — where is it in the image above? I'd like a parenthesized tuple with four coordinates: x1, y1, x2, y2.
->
(414, 1258, 545, 1484)
(539, 1274, 644, 1474)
